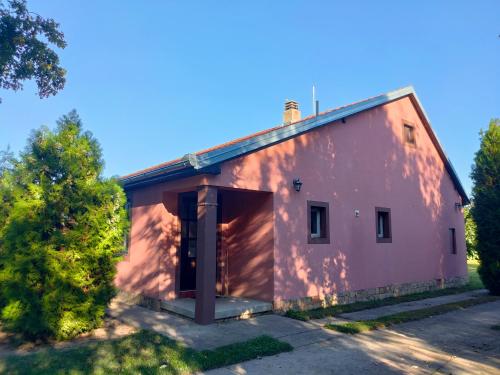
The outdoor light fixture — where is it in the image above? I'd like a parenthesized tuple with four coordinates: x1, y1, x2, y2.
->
(293, 178, 303, 192)
(455, 202, 463, 210)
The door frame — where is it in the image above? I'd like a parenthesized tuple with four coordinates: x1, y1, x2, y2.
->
(175, 190, 227, 299)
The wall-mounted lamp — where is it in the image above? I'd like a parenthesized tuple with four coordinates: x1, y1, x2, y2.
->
(455, 202, 463, 210)
(292, 178, 303, 192)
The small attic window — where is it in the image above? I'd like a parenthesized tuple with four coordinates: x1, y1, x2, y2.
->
(403, 124, 416, 145)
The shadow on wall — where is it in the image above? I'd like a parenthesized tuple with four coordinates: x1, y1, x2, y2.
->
(221, 189, 274, 301)
(224, 96, 466, 302)
(115, 190, 179, 300)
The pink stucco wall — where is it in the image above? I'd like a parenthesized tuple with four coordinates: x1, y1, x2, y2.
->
(209, 96, 467, 302)
(116, 95, 467, 303)
(222, 190, 274, 301)
(115, 186, 179, 300)
(115, 183, 275, 301)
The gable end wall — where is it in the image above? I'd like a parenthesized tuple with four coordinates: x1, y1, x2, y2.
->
(210, 96, 467, 302)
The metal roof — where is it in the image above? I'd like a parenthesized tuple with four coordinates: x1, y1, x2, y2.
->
(121, 86, 469, 204)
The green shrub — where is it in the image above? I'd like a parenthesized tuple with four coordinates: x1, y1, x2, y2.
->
(471, 119, 500, 295)
(0, 111, 128, 340)
(464, 206, 478, 259)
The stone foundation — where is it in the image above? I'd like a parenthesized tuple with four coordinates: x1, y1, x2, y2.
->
(273, 276, 469, 312)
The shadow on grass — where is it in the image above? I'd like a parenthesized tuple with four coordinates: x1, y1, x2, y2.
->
(0, 331, 292, 374)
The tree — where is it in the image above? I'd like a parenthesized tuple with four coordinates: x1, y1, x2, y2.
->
(0, 111, 128, 340)
(0, 147, 17, 234)
(0, 0, 66, 102)
(470, 119, 500, 295)
(463, 205, 478, 259)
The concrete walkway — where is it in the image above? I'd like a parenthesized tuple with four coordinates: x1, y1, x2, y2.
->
(108, 299, 339, 350)
(207, 300, 500, 375)
(338, 289, 488, 321)
(107, 289, 489, 351)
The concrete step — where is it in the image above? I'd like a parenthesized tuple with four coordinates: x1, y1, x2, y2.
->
(161, 296, 273, 320)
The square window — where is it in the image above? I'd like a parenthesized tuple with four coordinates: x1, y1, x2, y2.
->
(403, 124, 416, 145)
(307, 201, 330, 244)
(449, 228, 457, 254)
(375, 207, 392, 243)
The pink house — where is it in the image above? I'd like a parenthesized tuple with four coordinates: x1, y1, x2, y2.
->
(116, 86, 469, 324)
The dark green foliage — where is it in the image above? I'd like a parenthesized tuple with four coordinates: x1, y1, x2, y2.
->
(325, 296, 499, 334)
(0, 111, 128, 340)
(284, 309, 309, 321)
(0, 0, 66, 102)
(0, 331, 293, 374)
(471, 119, 500, 295)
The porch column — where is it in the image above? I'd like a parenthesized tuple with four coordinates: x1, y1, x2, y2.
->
(195, 185, 218, 324)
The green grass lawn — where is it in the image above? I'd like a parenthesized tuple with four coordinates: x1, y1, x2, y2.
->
(0, 331, 292, 374)
(286, 260, 485, 322)
(467, 259, 483, 289)
(324, 295, 499, 334)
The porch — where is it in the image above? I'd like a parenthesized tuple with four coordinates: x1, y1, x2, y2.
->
(161, 296, 273, 320)
(161, 185, 274, 324)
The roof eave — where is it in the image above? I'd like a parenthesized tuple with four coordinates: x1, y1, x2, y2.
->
(121, 163, 221, 191)
(194, 86, 417, 169)
(119, 85, 469, 204)
(408, 93, 470, 205)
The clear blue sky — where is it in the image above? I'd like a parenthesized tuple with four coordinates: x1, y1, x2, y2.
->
(1, 1, 499, 195)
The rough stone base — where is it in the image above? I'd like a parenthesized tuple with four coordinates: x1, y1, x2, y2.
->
(273, 276, 469, 312)
(114, 290, 161, 311)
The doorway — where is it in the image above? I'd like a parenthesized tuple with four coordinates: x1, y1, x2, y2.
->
(179, 192, 198, 292)
(178, 191, 225, 297)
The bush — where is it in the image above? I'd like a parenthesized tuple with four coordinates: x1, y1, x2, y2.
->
(471, 119, 500, 295)
(464, 206, 478, 259)
(0, 111, 128, 340)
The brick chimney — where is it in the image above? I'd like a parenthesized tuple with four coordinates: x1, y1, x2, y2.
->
(283, 100, 301, 124)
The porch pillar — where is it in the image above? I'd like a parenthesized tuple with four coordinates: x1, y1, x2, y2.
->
(195, 185, 218, 324)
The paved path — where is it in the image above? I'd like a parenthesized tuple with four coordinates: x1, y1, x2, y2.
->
(339, 289, 488, 321)
(108, 299, 340, 350)
(107, 289, 489, 351)
(207, 300, 500, 375)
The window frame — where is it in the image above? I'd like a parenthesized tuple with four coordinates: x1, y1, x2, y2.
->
(307, 201, 330, 244)
(402, 121, 417, 147)
(375, 207, 392, 243)
(449, 228, 457, 254)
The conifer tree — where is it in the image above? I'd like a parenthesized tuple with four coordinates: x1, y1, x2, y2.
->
(471, 119, 500, 295)
(0, 111, 128, 339)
